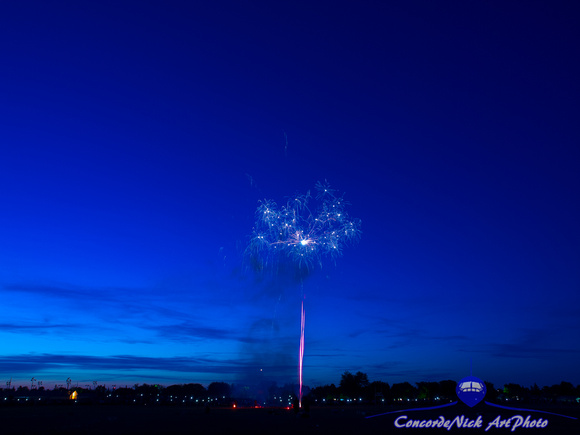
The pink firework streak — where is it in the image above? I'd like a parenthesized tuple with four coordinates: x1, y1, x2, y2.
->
(299, 300, 305, 408)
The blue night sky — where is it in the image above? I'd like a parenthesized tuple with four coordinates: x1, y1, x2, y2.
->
(1, 1, 578, 390)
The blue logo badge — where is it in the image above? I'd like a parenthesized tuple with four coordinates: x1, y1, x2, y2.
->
(456, 375, 486, 407)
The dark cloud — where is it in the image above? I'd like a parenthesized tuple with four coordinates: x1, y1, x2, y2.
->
(457, 327, 580, 359)
(151, 322, 274, 344)
(3, 283, 122, 301)
(0, 322, 79, 333)
(374, 327, 469, 349)
(347, 324, 469, 344)
(0, 353, 295, 376)
(363, 361, 454, 382)
(488, 342, 580, 359)
(2, 282, 195, 323)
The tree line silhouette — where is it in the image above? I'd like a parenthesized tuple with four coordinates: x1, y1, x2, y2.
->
(310, 371, 580, 405)
(1, 372, 578, 407)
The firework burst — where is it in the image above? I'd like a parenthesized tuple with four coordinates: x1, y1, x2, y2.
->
(247, 180, 361, 271)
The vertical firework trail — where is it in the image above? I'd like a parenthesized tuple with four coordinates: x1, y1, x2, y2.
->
(299, 299, 305, 407)
(247, 181, 360, 407)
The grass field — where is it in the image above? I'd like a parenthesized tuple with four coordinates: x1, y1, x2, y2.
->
(1, 403, 578, 434)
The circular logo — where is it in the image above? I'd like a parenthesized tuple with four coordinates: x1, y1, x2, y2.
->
(456, 375, 486, 407)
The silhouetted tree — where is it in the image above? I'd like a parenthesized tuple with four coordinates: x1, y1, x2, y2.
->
(367, 381, 390, 403)
(133, 383, 160, 403)
(484, 382, 498, 401)
(530, 383, 541, 400)
(541, 381, 577, 402)
(340, 371, 369, 398)
(556, 381, 575, 396)
(390, 382, 417, 400)
(438, 380, 457, 400)
(416, 381, 440, 400)
(310, 384, 339, 403)
(135, 384, 160, 396)
(164, 384, 182, 397)
(113, 387, 134, 403)
(503, 383, 528, 400)
(183, 383, 207, 398)
(208, 382, 231, 399)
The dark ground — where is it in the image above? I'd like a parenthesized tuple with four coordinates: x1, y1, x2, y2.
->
(1, 403, 578, 435)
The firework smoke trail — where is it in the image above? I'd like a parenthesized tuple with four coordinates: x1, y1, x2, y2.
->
(247, 181, 360, 407)
(299, 299, 305, 407)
